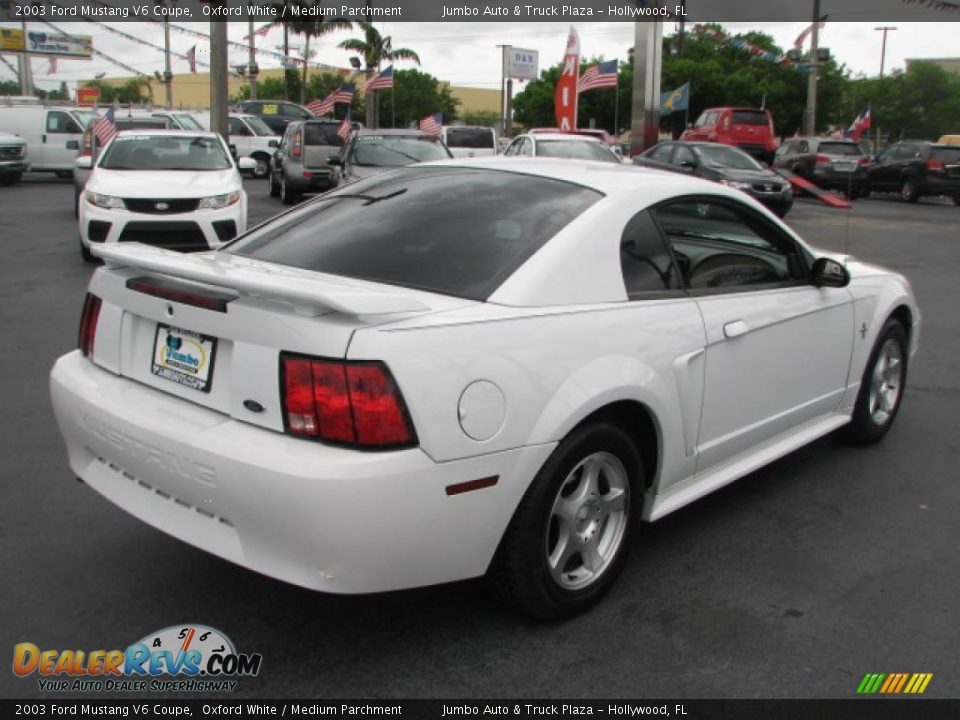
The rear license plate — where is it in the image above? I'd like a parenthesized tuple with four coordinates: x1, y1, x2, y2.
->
(151, 324, 217, 393)
(833, 162, 855, 172)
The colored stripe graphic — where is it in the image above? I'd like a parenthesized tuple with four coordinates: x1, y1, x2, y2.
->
(857, 672, 932, 694)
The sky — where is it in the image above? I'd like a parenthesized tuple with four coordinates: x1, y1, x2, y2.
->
(1, 21, 958, 94)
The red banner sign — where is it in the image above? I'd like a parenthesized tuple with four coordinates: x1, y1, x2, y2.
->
(554, 26, 581, 132)
(76, 88, 100, 107)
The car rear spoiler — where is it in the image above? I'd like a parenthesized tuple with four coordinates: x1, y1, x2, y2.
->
(93, 243, 430, 317)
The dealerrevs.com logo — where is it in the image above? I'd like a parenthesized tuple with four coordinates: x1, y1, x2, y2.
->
(13, 624, 262, 693)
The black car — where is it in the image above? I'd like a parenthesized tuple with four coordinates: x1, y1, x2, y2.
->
(864, 141, 960, 204)
(237, 100, 315, 136)
(773, 137, 868, 198)
(330, 129, 453, 184)
(634, 141, 793, 217)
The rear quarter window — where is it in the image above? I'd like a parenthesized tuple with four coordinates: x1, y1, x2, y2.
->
(226, 167, 602, 301)
(445, 128, 496, 149)
(931, 147, 960, 163)
(731, 111, 769, 126)
(304, 124, 344, 147)
(818, 142, 863, 156)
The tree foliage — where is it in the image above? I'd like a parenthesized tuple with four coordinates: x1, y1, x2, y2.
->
(377, 69, 459, 128)
(80, 77, 152, 104)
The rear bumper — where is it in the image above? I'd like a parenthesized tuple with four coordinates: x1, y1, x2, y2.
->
(919, 175, 960, 197)
(284, 169, 337, 192)
(50, 352, 554, 594)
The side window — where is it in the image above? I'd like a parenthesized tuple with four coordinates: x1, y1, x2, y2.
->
(521, 138, 534, 156)
(694, 112, 709, 128)
(283, 104, 312, 119)
(704, 111, 719, 127)
(653, 199, 806, 291)
(897, 144, 919, 159)
(876, 146, 896, 162)
(672, 146, 696, 167)
(647, 144, 674, 163)
(620, 210, 682, 297)
(47, 110, 81, 134)
(504, 139, 520, 156)
(798, 141, 810, 154)
(227, 118, 246, 136)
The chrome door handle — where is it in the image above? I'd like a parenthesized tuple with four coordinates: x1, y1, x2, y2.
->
(723, 320, 749, 339)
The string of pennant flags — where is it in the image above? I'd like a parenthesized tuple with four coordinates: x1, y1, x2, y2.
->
(692, 25, 806, 68)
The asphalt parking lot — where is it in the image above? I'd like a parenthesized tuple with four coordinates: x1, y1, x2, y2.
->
(1, 174, 958, 700)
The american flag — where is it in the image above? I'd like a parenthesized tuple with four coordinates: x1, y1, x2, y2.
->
(419, 113, 442, 137)
(578, 59, 618, 93)
(185, 45, 197, 74)
(337, 113, 353, 142)
(306, 84, 355, 116)
(793, 19, 827, 50)
(92, 108, 118, 146)
(364, 65, 393, 92)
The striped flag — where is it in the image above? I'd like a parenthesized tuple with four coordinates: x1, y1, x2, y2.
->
(578, 59, 618, 93)
(364, 65, 393, 92)
(419, 112, 442, 137)
(844, 103, 871, 141)
(185, 45, 197, 74)
(244, 24, 272, 41)
(92, 107, 118, 146)
(337, 112, 352, 142)
(793, 19, 827, 50)
(306, 84, 355, 116)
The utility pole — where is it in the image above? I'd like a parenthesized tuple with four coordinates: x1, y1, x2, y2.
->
(875, 26, 897, 77)
(210, 18, 228, 141)
(163, 18, 173, 108)
(497, 44, 510, 138)
(802, 0, 821, 136)
(19, 20, 33, 96)
(283, 0, 290, 99)
(630, 21, 663, 156)
(247, 18, 258, 100)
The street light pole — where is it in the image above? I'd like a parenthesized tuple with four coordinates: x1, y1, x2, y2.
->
(875, 26, 897, 77)
(497, 44, 510, 138)
(803, 0, 820, 136)
(210, 18, 228, 141)
(163, 18, 173, 109)
(248, 18, 258, 100)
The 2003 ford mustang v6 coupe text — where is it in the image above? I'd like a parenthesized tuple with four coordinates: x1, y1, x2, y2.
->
(51, 158, 919, 619)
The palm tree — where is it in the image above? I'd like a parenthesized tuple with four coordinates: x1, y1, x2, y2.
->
(273, 11, 352, 104)
(338, 22, 420, 127)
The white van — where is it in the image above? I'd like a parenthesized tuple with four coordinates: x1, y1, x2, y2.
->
(0, 103, 95, 176)
(194, 111, 280, 178)
(441, 125, 498, 158)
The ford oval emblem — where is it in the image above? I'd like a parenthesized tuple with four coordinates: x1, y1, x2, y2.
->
(243, 399, 265, 414)
(155, 202, 170, 211)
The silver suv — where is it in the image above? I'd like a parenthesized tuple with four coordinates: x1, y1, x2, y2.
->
(269, 119, 344, 205)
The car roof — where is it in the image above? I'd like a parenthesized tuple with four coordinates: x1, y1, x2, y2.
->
(113, 129, 219, 138)
(527, 133, 606, 144)
(355, 129, 432, 137)
(416, 156, 747, 198)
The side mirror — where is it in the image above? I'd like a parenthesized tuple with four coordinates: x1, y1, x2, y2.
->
(237, 157, 257, 174)
(74, 156, 93, 169)
(268, 139, 279, 148)
(66, 140, 80, 150)
(811, 257, 850, 288)
(327, 154, 344, 167)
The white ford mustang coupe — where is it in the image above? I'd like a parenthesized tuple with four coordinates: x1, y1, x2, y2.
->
(51, 158, 919, 619)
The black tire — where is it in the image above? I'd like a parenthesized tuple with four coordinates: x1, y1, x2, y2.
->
(252, 154, 271, 179)
(269, 173, 280, 198)
(79, 236, 96, 263)
(489, 421, 643, 621)
(836, 319, 908, 445)
(280, 175, 298, 205)
(848, 186, 861, 200)
(953, 195, 960, 206)
(900, 177, 919, 203)
(860, 184, 871, 199)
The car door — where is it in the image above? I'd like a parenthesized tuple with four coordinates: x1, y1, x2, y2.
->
(228, 116, 252, 157)
(671, 145, 698, 175)
(651, 196, 854, 472)
(869, 145, 900, 189)
(636, 143, 675, 171)
(40, 109, 83, 170)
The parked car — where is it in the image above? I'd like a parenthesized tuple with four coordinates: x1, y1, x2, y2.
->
(441, 125, 498, 158)
(681, 107, 778, 162)
(636, 141, 793, 217)
(148, 111, 205, 130)
(864, 141, 960, 204)
(331, 128, 453, 185)
(0, 103, 94, 177)
(75, 130, 254, 261)
(75, 113, 178, 217)
(237, 99, 315, 136)
(772, 137, 868, 198)
(529, 127, 617, 145)
(0, 131, 29, 185)
(503, 132, 621, 163)
(195, 111, 280, 179)
(269, 119, 344, 204)
(51, 158, 919, 619)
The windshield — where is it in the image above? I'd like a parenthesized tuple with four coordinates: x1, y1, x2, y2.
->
(246, 116, 276, 137)
(226, 167, 602, 301)
(171, 114, 203, 130)
(731, 111, 769, 126)
(536, 139, 620, 163)
(696, 145, 763, 170)
(350, 136, 450, 166)
(73, 110, 97, 128)
(818, 142, 863, 157)
(445, 128, 496, 149)
(99, 135, 232, 171)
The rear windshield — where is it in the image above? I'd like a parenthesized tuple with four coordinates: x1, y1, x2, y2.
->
(445, 127, 496, 149)
(349, 136, 450, 166)
(731, 111, 769, 126)
(818, 142, 863, 156)
(304, 124, 344, 147)
(931, 146, 960, 163)
(536, 139, 620, 163)
(226, 167, 602, 301)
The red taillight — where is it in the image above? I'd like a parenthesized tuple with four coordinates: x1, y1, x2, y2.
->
(858, 156, 869, 165)
(815, 154, 830, 165)
(78, 293, 102, 357)
(292, 131, 302, 158)
(926, 159, 945, 172)
(281, 354, 416, 449)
